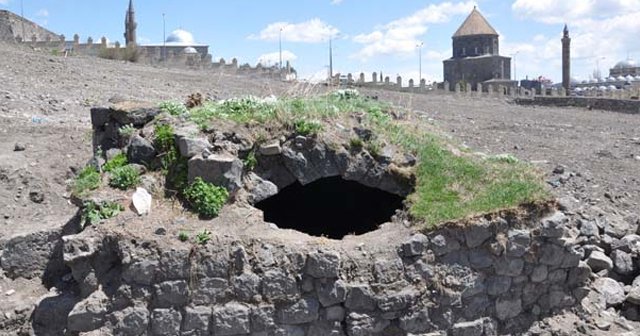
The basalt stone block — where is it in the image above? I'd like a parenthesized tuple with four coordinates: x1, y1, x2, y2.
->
(276, 297, 320, 325)
(182, 306, 211, 334)
(262, 269, 299, 302)
(316, 279, 347, 307)
(67, 290, 109, 332)
(495, 298, 522, 321)
(506, 230, 530, 257)
(188, 154, 243, 192)
(540, 211, 568, 238)
(398, 308, 431, 334)
(153, 280, 189, 308)
(305, 250, 341, 278)
(111, 306, 149, 336)
(345, 285, 377, 312)
(250, 304, 275, 332)
(464, 221, 493, 248)
(493, 258, 524, 276)
(347, 312, 391, 336)
(150, 308, 182, 336)
(127, 135, 157, 166)
(212, 303, 251, 336)
(399, 233, 429, 257)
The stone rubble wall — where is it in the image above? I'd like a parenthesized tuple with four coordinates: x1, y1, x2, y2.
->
(38, 208, 589, 336)
(515, 96, 640, 115)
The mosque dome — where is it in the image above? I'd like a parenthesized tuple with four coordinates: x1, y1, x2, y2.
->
(183, 46, 198, 54)
(613, 59, 637, 69)
(166, 29, 195, 45)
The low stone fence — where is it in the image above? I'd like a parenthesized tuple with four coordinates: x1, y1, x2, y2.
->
(515, 96, 640, 114)
(31, 206, 589, 336)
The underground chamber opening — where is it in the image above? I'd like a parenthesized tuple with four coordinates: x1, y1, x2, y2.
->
(255, 176, 405, 239)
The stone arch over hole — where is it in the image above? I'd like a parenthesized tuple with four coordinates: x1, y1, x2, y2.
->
(255, 176, 405, 239)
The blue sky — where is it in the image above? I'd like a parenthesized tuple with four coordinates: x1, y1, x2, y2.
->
(2, 0, 639, 83)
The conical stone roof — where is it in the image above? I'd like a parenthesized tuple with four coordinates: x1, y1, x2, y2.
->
(453, 7, 498, 37)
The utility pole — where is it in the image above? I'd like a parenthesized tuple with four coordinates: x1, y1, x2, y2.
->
(417, 42, 423, 85)
(20, 0, 25, 42)
(162, 13, 166, 62)
(512, 50, 520, 84)
(279, 27, 283, 69)
(329, 36, 333, 84)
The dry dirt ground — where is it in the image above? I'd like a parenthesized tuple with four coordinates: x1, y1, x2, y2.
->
(0, 42, 639, 334)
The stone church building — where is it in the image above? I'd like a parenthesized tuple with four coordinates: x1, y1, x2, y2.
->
(443, 7, 513, 90)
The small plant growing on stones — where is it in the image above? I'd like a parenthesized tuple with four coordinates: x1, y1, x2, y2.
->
(349, 137, 364, 150)
(109, 165, 140, 190)
(159, 100, 188, 116)
(243, 150, 257, 171)
(72, 166, 101, 197)
(81, 200, 124, 229)
(154, 123, 179, 172)
(118, 124, 136, 142)
(102, 153, 128, 172)
(292, 119, 323, 136)
(183, 177, 229, 218)
(195, 230, 212, 245)
(178, 231, 189, 242)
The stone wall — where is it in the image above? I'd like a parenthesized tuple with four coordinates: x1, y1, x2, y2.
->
(515, 96, 640, 115)
(0, 10, 60, 43)
(38, 207, 587, 336)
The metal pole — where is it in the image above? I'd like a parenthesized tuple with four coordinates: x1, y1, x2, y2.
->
(417, 42, 423, 85)
(329, 36, 333, 84)
(20, 0, 25, 42)
(162, 13, 166, 62)
(279, 28, 283, 69)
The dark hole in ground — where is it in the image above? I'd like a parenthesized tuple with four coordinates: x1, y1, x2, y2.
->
(255, 176, 404, 239)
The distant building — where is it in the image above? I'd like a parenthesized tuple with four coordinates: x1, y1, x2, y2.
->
(443, 7, 513, 90)
(609, 58, 640, 77)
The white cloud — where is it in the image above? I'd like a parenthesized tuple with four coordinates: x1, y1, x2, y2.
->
(351, 1, 477, 61)
(257, 50, 297, 66)
(510, 0, 640, 80)
(512, 0, 640, 24)
(331, 0, 343, 5)
(35, 9, 49, 17)
(249, 19, 339, 43)
(0, 0, 9, 5)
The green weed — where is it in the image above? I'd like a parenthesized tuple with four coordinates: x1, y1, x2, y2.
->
(72, 166, 101, 197)
(159, 101, 188, 116)
(109, 165, 140, 190)
(81, 200, 124, 228)
(195, 230, 212, 245)
(183, 177, 229, 218)
(102, 153, 128, 173)
(292, 119, 323, 136)
(178, 231, 189, 242)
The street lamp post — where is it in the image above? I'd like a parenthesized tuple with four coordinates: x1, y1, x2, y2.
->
(279, 27, 283, 69)
(162, 13, 166, 62)
(20, 0, 25, 42)
(417, 42, 424, 85)
(596, 56, 606, 80)
(329, 36, 333, 84)
(512, 51, 520, 84)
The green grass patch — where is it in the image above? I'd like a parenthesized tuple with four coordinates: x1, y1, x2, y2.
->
(168, 91, 548, 229)
(102, 153, 128, 172)
(109, 165, 141, 190)
(159, 100, 188, 116)
(409, 138, 547, 229)
(183, 177, 229, 218)
(72, 166, 101, 197)
(81, 200, 124, 228)
(154, 124, 179, 172)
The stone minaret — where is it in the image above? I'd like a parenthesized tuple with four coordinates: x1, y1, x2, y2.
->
(124, 0, 137, 46)
(562, 24, 571, 92)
